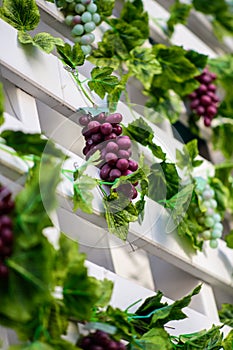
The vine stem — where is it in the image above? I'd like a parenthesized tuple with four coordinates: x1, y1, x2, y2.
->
(72, 68, 96, 106)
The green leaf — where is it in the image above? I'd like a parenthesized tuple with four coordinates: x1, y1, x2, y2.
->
(63, 253, 101, 321)
(0, 83, 4, 126)
(33, 32, 64, 53)
(0, 236, 54, 326)
(122, 117, 166, 161)
(95, 0, 115, 17)
(222, 329, 233, 350)
(167, 0, 192, 37)
(139, 328, 173, 349)
(0, 0, 40, 31)
(53, 233, 80, 285)
(176, 139, 203, 172)
(209, 177, 229, 214)
(9, 341, 55, 350)
(56, 43, 85, 69)
(151, 285, 201, 327)
(95, 278, 114, 308)
(185, 50, 208, 70)
(88, 66, 119, 99)
(212, 124, 233, 159)
(14, 158, 61, 248)
(193, 0, 228, 14)
(225, 230, 233, 248)
(173, 325, 223, 349)
(219, 304, 233, 327)
(1, 130, 66, 159)
(126, 47, 162, 90)
(148, 162, 180, 203)
(107, 74, 129, 112)
(73, 174, 96, 214)
(103, 194, 138, 240)
(17, 31, 33, 44)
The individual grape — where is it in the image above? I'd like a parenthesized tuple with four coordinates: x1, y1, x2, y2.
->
(104, 133, 117, 141)
(117, 136, 131, 150)
(81, 0, 91, 4)
(95, 112, 106, 123)
(87, 3, 97, 13)
(89, 345, 103, 350)
(100, 123, 113, 135)
(65, 0, 73, 3)
(1, 228, 13, 245)
(88, 120, 100, 133)
(204, 217, 215, 228)
(112, 125, 122, 136)
(75, 3, 85, 13)
(0, 263, 9, 278)
(196, 106, 205, 116)
(132, 186, 138, 199)
(114, 183, 134, 199)
(72, 15, 82, 24)
(80, 33, 95, 45)
(190, 99, 199, 110)
(204, 117, 211, 127)
(71, 24, 84, 36)
(91, 133, 103, 143)
(0, 215, 12, 229)
(202, 189, 214, 200)
(116, 158, 129, 171)
(208, 84, 217, 92)
(197, 84, 207, 94)
(118, 150, 130, 159)
(200, 95, 211, 106)
(121, 169, 133, 176)
(105, 113, 123, 124)
(81, 11, 92, 23)
(209, 239, 218, 249)
(213, 213, 221, 223)
(206, 105, 217, 118)
(109, 168, 121, 182)
(211, 230, 222, 239)
(79, 115, 91, 126)
(202, 230, 211, 240)
(82, 145, 90, 156)
(128, 159, 138, 172)
(188, 91, 197, 99)
(205, 207, 214, 216)
(214, 222, 223, 231)
(86, 138, 95, 147)
(92, 13, 101, 24)
(209, 199, 217, 209)
(84, 21, 96, 32)
(100, 164, 112, 180)
(106, 142, 119, 153)
(68, 2, 76, 11)
(81, 45, 92, 55)
(105, 152, 118, 165)
(65, 15, 74, 25)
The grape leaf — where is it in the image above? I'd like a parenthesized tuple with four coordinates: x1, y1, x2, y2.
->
(0, 0, 40, 31)
(151, 285, 201, 327)
(103, 192, 138, 240)
(126, 47, 162, 90)
(139, 328, 173, 349)
(222, 329, 233, 350)
(219, 303, 233, 327)
(95, 278, 114, 309)
(167, 0, 192, 37)
(209, 177, 228, 214)
(0, 82, 4, 126)
(48, 339, 80, 350)
(122, 117, 166, 161)
(212, 124, 233, 159)
(88, 66, 119, 100)
(1, 130, 66, 159)
(18, 31, 64, 53)
(107, 74, 129, 112)
(172, 325, 223, 349)
(225, 230, 233, 248)
(0, 236, 54, 326)
(73, 174, 96, 214)
(148, 162, 180, 203)
(14, 158, 62, 248)
(185, 50, 208, 70)
(95, 0, 115, 17)
(176, 139, 203, 171)
(193, 0, 228, 15)
(56, 43, 85, 69)
(63, 253, 101, 321)
(9, 341, 55, 350)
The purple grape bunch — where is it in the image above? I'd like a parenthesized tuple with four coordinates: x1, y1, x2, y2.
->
(0, 185, 15, 278)
(79, 112, 139, 200)
(78, 329, 126, 350)
(188, 67, 219, 127)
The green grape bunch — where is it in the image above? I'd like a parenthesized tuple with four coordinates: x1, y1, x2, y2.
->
(55, 0, 101, 55)
(195, 177, 223, 249)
